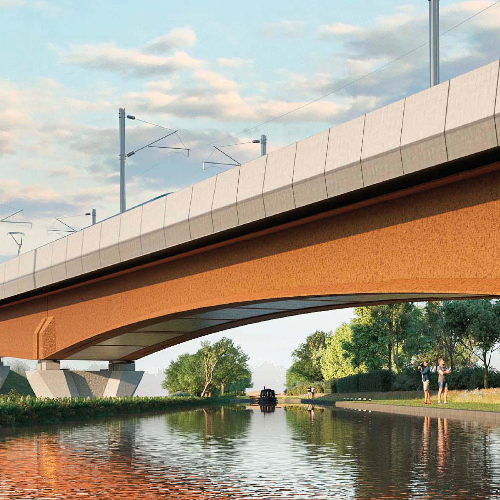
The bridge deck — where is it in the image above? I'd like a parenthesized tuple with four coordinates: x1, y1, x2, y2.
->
(0, 60, 499, 305)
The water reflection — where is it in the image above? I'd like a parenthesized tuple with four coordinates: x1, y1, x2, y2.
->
(259, 404, 276, 413)
(0, 405, 499, 499)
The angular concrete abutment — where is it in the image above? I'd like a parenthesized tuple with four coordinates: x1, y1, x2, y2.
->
(26, 360, 144, 399)
(0, 359, 10, 392)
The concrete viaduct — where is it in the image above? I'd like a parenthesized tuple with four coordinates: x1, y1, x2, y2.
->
(1, 60, 500, 397)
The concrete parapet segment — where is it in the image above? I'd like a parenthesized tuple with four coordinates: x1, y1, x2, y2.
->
(27, 361, 144, 399)
(0, 359, 10, 392)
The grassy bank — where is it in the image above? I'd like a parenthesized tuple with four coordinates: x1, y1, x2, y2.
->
(364, 398, 500, 412)
(0, 371, 35, 396)
(283, 388, 500, 412)
(0, 394, 233, 427)
(363, 388, 500, 412)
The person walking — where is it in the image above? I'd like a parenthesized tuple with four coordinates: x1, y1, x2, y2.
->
(419, 360, 431, 405)
(437, 357, 451, 405)
(311, 386, 315, 399)
(307, 386, 311, 399)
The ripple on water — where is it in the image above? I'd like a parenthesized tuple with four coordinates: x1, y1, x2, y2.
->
(0, 405, 500, 499)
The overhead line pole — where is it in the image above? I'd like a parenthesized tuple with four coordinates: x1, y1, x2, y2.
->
(119, 108, 126, 213)
(429, 0, 440, 87)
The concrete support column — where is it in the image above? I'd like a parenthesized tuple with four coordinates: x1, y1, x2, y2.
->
(26, 360, 143, 399)
(27, 360, 79, 399)
(104, 361, 144, 398)
(0, 358, 10, 392)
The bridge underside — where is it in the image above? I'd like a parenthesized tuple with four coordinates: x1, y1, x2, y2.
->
(66, 293, 480, 360)
(1, 160, 500, 361)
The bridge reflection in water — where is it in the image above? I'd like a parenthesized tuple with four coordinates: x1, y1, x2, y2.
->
(0, 406, 499, 499)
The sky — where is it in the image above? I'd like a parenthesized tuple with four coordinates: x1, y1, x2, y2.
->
(1, 0, 500, 376)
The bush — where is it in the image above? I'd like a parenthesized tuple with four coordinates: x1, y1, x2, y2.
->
(0, 395, 229, 427)
(286, 382, 325, 396)
(337, 374, 359, 393)
(447, 367, 500, 390)
(391, 368, 435, 391)
(328, 379, 337, 394)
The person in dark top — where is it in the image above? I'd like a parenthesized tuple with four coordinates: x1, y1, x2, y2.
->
(418, 360, 431, 405)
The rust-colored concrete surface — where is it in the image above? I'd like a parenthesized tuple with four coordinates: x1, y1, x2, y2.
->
(1, 166, 500, 360)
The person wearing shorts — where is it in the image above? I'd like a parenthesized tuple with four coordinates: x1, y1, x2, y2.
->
(419, 360, 431, 405)
(437, 358, 451, 405)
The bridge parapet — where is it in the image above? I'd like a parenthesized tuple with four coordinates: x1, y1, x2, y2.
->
(0, 60, 499, 303)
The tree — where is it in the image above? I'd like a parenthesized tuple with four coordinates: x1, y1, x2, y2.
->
(320, 324, 363, 380)
(7, 360, 30, 378)
(200, 340, 226, 397)
(213, 338, 252, 395)
(463, 300, 500, 388)
(343, 304, 422, 373)
(162, 338, 253, 397)
(285, 363, 309, 390)
(441, 300, 472, 369)
(288, 330, 328, 383)
(162, 352, 204, 395)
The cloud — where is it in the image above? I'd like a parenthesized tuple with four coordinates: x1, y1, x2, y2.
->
(0, 178, 60, 203)
(144, 27, 196, 54)
(263, 20, 304, 38)
(194, 70, 238, 90)
(318, 23, 360, 37)
(310, 0, 500, 105)
(0, 109, 31, 130)
(63, 98, 112, 111)
(59, 43, 201, 77)
(48, 166, 79, 178)
(128, 86, 350, 124)
(0, 0, 25, 6)
(0, 0, 56, 13)
(145, 80, 173, 92)
(217, 57, 254, 68)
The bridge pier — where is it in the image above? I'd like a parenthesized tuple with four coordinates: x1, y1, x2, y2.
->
(26, 360, 144, 399)
(0, 359, 10, 392)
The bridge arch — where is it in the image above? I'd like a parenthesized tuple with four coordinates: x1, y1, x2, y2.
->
(1, 163, 498, 361)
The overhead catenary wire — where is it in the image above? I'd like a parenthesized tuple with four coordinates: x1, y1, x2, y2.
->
(126, 115, 174, 131)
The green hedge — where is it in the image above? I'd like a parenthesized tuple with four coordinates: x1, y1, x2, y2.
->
(337, 371, 392, 393)
(358, 370, 393, 392)
(337, 374, 359, 393)
(335, 367, 500, 393)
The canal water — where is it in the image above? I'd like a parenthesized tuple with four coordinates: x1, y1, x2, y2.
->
(1, 405, 499, 499)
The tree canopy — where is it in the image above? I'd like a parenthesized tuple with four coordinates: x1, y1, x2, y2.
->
(162, 338, 252, 396)
(320, 323, 363, 381)
(286, 299, 500, 390)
